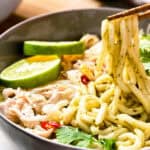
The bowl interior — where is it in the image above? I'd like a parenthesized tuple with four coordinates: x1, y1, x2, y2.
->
(0, 8, 149, 150)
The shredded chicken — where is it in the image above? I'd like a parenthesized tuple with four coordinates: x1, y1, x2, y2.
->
(25, 125, 54, 138)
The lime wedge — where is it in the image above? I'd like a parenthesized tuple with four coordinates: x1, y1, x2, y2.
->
(0, 56, 61, 88)
(23, 41, 85, 55)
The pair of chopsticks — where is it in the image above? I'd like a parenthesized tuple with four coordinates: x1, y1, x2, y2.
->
(108, 3, 150, 20)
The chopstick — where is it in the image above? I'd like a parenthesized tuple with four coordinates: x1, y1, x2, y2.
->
(139, 10, 150, 19)
(108, 3, 150, 20)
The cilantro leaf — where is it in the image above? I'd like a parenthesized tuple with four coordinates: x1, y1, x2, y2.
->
(140, 34, 150, 60)
(140, 34, 150, 75)
(56, 126, 94, 148)
(140, 35, 150, 61)
(141, 34, 150, 40)
(76, 139, 92, 147)
(56, 126, 117, 150)
(99, 139, 116, 150)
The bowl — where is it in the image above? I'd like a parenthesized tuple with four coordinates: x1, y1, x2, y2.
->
(0, 8, 149, 150)
(0, 0, 21, 22)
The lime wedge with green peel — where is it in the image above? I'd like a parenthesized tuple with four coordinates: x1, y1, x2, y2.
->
(24, 41, 85, 55)
(0, 55, 61, 88)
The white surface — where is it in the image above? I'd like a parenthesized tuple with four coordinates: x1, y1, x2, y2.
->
(0, 0, 21, 22)
(0, 128, 19, 150)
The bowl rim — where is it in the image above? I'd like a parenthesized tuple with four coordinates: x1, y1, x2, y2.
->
(0, 114, 86, 150)
(0, 7, 123, 40)
(0, 7, 123, 150)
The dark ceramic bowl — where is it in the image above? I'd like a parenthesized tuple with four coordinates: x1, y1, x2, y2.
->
(0, 8, 149, 150)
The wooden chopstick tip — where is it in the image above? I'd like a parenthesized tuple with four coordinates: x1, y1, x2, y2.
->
(108, 3, 150, 20)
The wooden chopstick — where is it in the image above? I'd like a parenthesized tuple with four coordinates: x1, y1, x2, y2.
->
(108, 3, 150, 20)
(139, 10, 150, 19)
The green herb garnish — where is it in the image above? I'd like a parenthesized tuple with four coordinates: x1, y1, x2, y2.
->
(56, 126, 94, 148)
(99, 139, 116, 150)
(56, 126, 116, 150)
(140, 34, 150, 75)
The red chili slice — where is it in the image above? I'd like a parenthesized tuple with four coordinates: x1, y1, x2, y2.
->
(81, 75, 90, 85)
(40, 121, 61, 130)
(49, 122, 61, 129)
(40, 121, 50, 130)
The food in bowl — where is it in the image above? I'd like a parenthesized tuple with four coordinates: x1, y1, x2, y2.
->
(0, 11, 150, 150)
